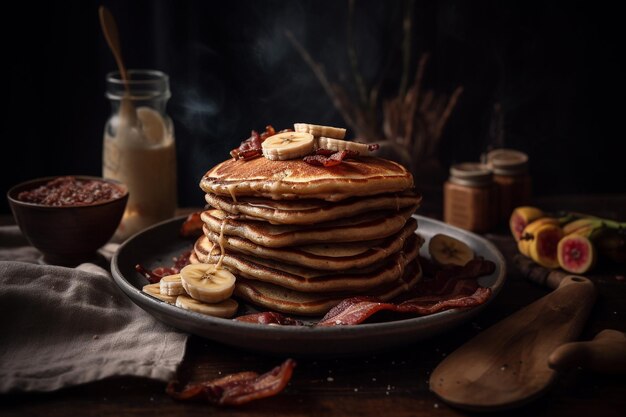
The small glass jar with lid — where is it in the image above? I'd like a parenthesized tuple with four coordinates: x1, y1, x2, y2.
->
(486, 148, 532, 224)
(444, 163, 497, 233)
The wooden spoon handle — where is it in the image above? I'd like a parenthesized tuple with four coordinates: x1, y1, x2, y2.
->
(548, 329, 626, 374)
(99, 6, 128, 85)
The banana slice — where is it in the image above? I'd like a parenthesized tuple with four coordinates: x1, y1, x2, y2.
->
(261, 131, 315, 160)
(317, 137, 370, 154)
(294, 123, 346, 139)
(142, 283, 177, 304)
(176, 295, 239, 318)
(428, 233, 475, 267)
(159, 273, 186, 296)
(180, 263, 236, 303)
(136, 106, 166, 145)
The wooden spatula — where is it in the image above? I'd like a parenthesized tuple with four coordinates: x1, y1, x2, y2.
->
(430, 275, 596, 411)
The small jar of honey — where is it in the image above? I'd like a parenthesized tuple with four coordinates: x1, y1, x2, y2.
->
(444, 163, 497, 233)
(486, 149, 532, 224)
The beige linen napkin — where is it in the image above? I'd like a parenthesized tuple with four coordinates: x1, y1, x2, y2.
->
(0, 225, 188, 393)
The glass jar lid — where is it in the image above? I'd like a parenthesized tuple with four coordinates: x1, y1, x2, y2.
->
(449, 162, 493, 187)
(486, 148, 528, 175)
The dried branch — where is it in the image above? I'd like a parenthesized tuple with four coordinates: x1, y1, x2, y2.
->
(404, 53, 429, 146)
(347, 0, 368, 106)
(285, 30, 357, 131)
(286, 0, 463, 176)
(398, 0, 415, 97)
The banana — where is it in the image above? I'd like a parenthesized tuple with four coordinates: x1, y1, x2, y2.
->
(159, 273, 185, 296)
(293, 123, 346, 139)
(180, 263, 236, 303)
(317, 137, 371, 154)
(428, 233, 475, 267)
(563, 217, 625, 237)
(175, 295, 239, 318)
(261, 131, 315, 160)
(142, 283, 177, 304)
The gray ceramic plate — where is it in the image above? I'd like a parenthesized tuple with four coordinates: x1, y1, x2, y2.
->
(111, 215, 506, 356)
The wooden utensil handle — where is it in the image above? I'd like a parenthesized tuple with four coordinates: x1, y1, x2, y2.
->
(514, 254, 569, 290)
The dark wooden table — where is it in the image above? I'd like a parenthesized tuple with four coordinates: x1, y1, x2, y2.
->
(1, 195, 625, 417)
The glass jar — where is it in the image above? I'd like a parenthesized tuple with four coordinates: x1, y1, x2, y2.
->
(444, 163, 497, 233)
(486, 149, 532, 224)
(102, 69, 177, 241)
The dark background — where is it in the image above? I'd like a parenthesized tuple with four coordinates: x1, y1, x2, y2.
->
(2, 0, 624, 214)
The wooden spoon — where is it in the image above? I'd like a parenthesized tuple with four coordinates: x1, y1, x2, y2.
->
(99, 5, 137, 127)
(430, 275, 596, 411)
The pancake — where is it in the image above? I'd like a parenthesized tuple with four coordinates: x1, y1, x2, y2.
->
(200, 206, 416, 247)
(233, 260, 422, 316)
(200, 156, 414, 202)
(193, 233, 422, 293)
(205, 191, 420, 225)
(203, 218, 417, 270)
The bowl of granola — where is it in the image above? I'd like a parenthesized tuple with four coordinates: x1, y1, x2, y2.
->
(7, 175, 128, 265)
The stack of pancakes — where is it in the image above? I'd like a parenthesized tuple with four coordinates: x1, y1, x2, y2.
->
(190, 156, 423, 316)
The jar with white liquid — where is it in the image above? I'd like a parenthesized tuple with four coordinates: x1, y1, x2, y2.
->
(103, 69, 177, 241)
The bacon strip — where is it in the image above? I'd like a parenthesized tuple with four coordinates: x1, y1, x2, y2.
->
(316, 285, 492, 326)
(316, 259, 495, 326)
(434, 258, 496, 282)
(235, 312, 304, 326)
(230, 126, 277, 161)
(135, 264, 171, 284)
(317, 297, 390, 326)
(180, 212, 203, 238)
(303, 149, 359, 167)
(166, 359, 296, 406)
(135, 250, 192, 284)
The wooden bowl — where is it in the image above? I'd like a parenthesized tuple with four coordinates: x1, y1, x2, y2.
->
(7, 176, 128, 265)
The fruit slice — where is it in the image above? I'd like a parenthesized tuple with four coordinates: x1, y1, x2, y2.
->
(261, 131, 315, 160)
(180, 263, 236, 303)
(428, 233, 475, 267)
(159, 273, 185, 296)
(509, 206, 544, 241)
(529, 224, 564, 269)
(293, 123, 346, 139)
(175, 295, 239, 318)
(517, 217, 560, 257)
(136, 106, 166, 144)
(317, 137, 371, 154)
(557, 235, 596, 274)
(142, 283, 177, 304)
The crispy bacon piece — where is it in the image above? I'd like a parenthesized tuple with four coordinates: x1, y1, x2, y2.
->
(434, 258, 496, 282)
(317, 297, 390, 326)
(135, 250, 193, 284)
(166, 359, 296, 406)
(180, 211, 203, 238)
(396, 283, 491, 314)
(135, 264, 170, 284)
(303, 149, 359, 167)
(316, 259, 496, 326)
(230, 125, 278, 161)
(172, 250, 192, 271)
(316, 285, 491, 326)
(235, 312, 304, 326)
